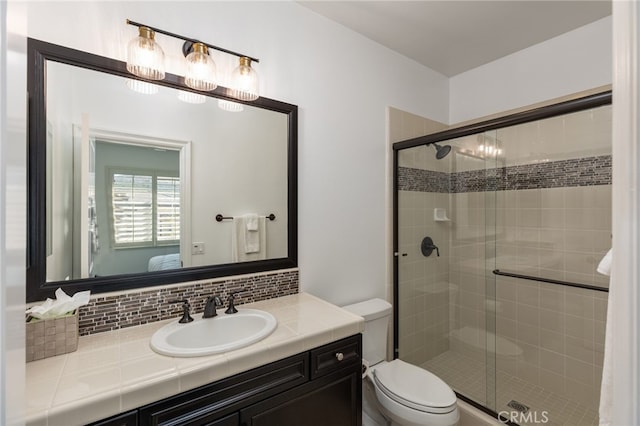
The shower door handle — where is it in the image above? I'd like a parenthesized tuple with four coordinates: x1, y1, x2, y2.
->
(393, 252, 408, 257)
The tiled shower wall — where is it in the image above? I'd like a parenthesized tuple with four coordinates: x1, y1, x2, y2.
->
(391, 107, 450, 366)
(397, 189, 451, 365)
(494, 276, 607, 408)
(396, 104, 611, 412)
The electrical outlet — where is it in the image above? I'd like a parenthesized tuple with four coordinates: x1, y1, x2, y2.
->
(192, 242, 205, 255)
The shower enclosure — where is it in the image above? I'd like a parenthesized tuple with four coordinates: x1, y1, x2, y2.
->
(392, 92, 611, 425)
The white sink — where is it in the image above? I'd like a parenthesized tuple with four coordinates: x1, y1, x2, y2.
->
(150, 309, 277, 357)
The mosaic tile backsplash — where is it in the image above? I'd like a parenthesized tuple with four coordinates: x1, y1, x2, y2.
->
(398, 154, 611, 193)
(78, 269, 299, 336)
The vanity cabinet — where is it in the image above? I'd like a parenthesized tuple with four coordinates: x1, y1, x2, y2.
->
(240, 368, 359, 426)
(89, 335, 361, 426)
(88, 410, 138, 426)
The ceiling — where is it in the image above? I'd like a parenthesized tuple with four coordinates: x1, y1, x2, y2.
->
(297, 1, 612, 77)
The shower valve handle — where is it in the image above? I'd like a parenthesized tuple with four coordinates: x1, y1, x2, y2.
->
(421, 237, 440, 257)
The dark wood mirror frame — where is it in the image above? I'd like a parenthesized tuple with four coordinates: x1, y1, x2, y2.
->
(27, 38, 298, 303)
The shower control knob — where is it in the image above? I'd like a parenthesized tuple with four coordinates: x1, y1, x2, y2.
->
(421, 236, 440, 257)
(335, 352, 344, 361)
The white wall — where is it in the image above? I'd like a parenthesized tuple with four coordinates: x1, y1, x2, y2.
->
(25, 1, 449, 306)
(608, 3, 640, 425)
(1, 1, 26, 424)
(449, 16, 612, 124)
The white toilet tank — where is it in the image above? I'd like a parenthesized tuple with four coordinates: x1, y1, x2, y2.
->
(342, 298, 392, 365)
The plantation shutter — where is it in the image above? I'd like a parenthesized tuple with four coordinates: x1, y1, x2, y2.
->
(156, 176, 180, 242)
(111, 173, 154, 245)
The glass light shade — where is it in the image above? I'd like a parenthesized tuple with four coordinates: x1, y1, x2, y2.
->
(126, 79, 159, 95)
(126, 27, 165, 80)
(218, 99, 244, 112)
(184, 42, 217, 91)
(229, 57, 259, 101)
(177, 90, 206, 104)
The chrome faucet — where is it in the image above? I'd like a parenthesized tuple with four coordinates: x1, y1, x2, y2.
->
(203, 295, 223, 318)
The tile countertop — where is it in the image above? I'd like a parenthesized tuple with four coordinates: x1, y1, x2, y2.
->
(25, 292, 365, 426)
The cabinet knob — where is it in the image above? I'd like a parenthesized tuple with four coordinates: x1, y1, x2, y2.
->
(335, 352, 344, 361)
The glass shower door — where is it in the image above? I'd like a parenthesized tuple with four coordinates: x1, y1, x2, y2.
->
(395, 143, 451, 367)
(394, 93, 611, 426)
(394, 132, 499, 411)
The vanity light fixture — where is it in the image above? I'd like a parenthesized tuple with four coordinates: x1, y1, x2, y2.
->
(184, 42, 217, 91)
(126, 26, 165, 80)
(229, 57, 259, 101)
(125, 19, 260, 100)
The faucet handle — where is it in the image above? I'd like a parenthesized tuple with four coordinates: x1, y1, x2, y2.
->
(225, 292, 239, 314)
(168, 299, 194, 323)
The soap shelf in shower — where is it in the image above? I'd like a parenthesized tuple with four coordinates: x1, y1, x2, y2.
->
(433, 208, 450, 222)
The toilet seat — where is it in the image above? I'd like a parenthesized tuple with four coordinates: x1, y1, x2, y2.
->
(371, 359, 457, 414)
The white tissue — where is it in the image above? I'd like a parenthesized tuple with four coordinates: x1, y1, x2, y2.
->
(27, 288, 91, 320)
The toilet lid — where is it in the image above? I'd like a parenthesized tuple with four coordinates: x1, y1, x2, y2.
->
(372, 359, 457, 414)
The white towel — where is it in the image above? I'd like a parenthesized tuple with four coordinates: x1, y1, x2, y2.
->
(244, 214, 260, 252)
(231, 215, 266, 262)
(597, 249, 612, 276)
(246, 213, 259, 232)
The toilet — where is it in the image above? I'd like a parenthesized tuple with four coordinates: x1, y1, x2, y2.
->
(343, 298, 459, 426)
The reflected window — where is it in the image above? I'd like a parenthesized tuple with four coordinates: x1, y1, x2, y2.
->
(110, 170, 180, 248)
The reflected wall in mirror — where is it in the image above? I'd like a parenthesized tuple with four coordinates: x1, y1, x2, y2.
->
(28, 39, 298, 302)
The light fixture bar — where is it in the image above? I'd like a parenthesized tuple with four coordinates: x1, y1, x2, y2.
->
(126, 19, 260, 63)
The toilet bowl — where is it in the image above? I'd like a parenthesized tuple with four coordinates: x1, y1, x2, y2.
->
(368, 359, 459, 426)
(343, 298, 459, 426)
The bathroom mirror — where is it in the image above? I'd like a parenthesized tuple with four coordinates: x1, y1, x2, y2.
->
(27, 39, 298, 302)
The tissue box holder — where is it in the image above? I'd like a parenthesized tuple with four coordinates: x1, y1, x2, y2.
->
(26, 310, 79, 362)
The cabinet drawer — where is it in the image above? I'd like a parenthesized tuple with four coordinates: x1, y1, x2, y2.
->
(139, 353, 307, 426)
(310, 334, 361, 380)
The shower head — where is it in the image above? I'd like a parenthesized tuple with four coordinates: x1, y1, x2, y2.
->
(432, 142, 451, 160)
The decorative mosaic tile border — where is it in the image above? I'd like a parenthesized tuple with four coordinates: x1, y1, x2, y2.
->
(398, 155, 611, 193)
(78, 269, 299, 336)
(397, 167, 449, 193)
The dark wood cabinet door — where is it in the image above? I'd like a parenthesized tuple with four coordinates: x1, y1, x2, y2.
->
(203, 412, 239, 426)
(240, 369, 361, 426)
